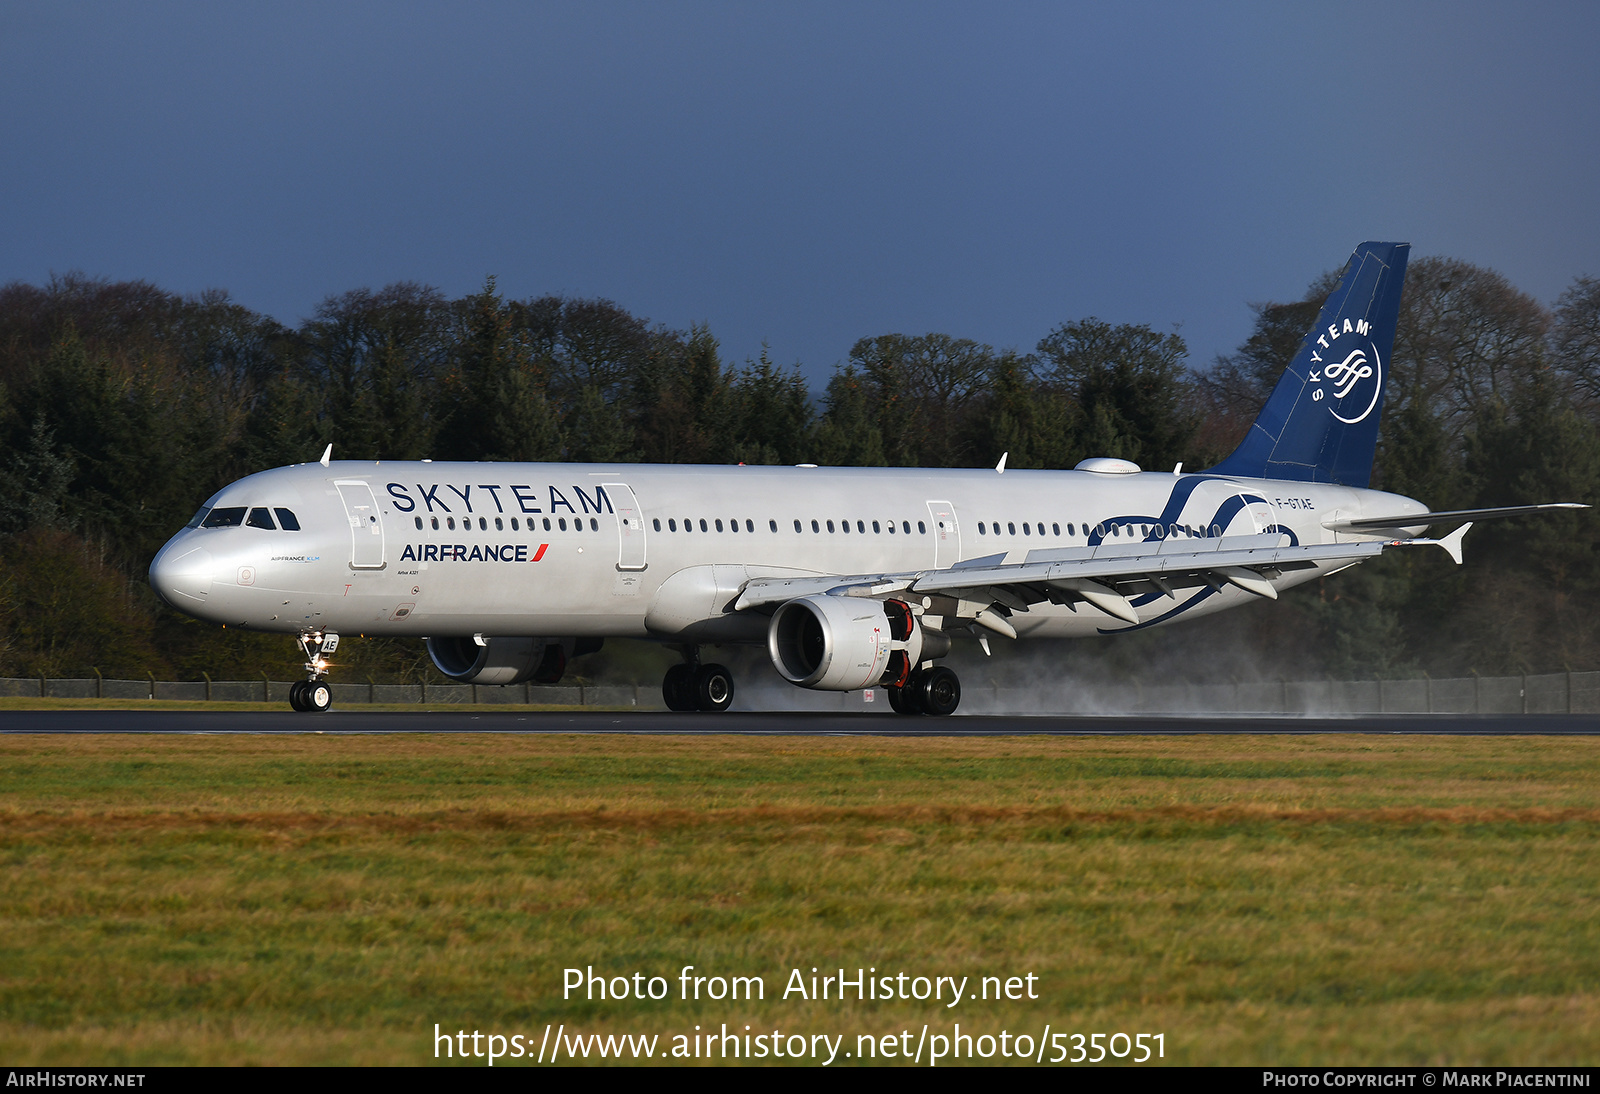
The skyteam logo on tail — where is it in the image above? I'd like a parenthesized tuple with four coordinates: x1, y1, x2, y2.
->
(1307, 318, 1382, 424)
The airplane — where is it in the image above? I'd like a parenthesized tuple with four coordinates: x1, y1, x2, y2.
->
(149, 242, 1584, 714)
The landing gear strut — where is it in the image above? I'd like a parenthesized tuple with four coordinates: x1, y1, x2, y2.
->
(289, 630, 337, 713)
(888, 665, 961, 717)
(662, 648, 734, 712)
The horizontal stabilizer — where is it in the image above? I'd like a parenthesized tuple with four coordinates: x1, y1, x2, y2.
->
(1324, 502, 1588, 532)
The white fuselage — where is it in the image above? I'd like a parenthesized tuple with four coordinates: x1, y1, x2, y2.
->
(149, 460, 1428, 641)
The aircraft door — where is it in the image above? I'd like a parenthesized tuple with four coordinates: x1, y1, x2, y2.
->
(603, 482, 647, 571)
(926, 500, 960, 568)
(335, 479, 386, 569)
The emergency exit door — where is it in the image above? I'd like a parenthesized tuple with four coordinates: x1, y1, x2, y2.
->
(926, 500, 960, 568)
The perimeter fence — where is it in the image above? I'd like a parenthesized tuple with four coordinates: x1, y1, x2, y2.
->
(4, 671, 1599, 715)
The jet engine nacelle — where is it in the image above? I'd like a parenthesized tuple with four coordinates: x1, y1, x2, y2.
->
(426, 636, 584, 685)
(767, 595, 949, 691)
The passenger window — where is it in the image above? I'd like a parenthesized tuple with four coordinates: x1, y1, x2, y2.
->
(716, 519, 724, 532)
(511, 518, 519, 531)
(1068, 523, 1074, 536)
(1052, 523, 1060, 536)
(1007, 522, 1016, 535)
(887, 521, 896, 534)
(201, 507, 246, 528)
(746, 520, 755, 532)
(668, 519, 677, 531)
(1022, 523, 1030, 536)
(856, 520, 865, 533)
(246, 507, 276, 530)
(917, 521, 926, 534)
(812, 520, 820, 533)
(699, 518, 708, 532)
(793, 519, 801, 532)
(978, 522, 986, 535)
(840, 520, 849, 534)
(872, 521, 880, 534)
(559, 518, 567, 531)
(904, 521, 912, 534)
(447, 517, 456, 530)
(432, 517, 440, 530)
(769, 520, 777, 532)
(414, 517, 423, 530)
(543, 518, 552, 531)
(827, 520, 835, 533)
(653, 518, 661, 531)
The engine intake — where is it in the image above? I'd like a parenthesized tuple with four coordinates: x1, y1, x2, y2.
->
(768, 596, 947, 691)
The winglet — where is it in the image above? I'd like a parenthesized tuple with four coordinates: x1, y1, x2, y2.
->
(996, 452, 1008, 474)
(319, 443, 332, 468)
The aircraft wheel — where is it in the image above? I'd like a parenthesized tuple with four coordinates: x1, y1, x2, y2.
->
(306, 681, 333, 712)
(289, 681, 308, 711)
(918, 666, 960, 717)
(693, 663, 734, 712)
(662, 664, 696, 711)
(887, 683, 921, 715)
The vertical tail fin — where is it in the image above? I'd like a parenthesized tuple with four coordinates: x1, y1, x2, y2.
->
(1208, 241, 1409, 487)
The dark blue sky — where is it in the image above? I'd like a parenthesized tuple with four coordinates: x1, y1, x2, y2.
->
(4, 2, 1597, 386)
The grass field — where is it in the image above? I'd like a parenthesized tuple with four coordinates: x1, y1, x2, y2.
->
(1, 732, 1597, 1066)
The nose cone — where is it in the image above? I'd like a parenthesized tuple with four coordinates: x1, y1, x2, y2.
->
(149, 544, 213, 609)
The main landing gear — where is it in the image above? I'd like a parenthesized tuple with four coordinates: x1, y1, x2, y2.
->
(662, 649, 734, 712)
(289, 630, 337, 713)
(886, 665, 961, 717)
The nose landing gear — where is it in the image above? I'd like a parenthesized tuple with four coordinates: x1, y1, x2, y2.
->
(289, 630, 338, 713)
(289, 680, 332, 712)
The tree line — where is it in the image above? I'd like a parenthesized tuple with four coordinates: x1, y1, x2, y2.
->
(1, 259, 1596, 683)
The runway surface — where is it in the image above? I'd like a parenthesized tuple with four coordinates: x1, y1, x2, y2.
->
(2, 710, 1598, 735)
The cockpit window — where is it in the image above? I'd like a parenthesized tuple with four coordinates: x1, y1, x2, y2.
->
(185, 507, 211, 529)
(201, 507, 247, 528)
(274, 508, 301, 531)
(246, 507, 277, 530)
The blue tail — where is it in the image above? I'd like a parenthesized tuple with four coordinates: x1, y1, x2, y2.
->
(1208, 241, 1409, 487)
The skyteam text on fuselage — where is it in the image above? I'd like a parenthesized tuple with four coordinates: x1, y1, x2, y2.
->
(149, 243, 1584, 714)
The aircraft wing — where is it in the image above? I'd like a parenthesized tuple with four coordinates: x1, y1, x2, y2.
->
(1323, 502, 1587, 532)
(734, 529, 1470, 630)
